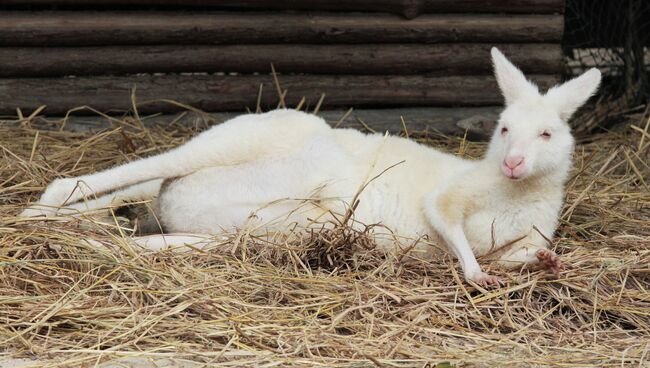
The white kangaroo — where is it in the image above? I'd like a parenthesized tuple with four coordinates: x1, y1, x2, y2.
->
(20, 48, 601, 286)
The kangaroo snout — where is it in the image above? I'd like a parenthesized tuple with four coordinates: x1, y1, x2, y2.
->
(502, 155, 525, 179)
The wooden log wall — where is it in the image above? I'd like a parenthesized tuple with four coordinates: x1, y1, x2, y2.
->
(0, 1, 566, 19)
(0, 1, 566, 126)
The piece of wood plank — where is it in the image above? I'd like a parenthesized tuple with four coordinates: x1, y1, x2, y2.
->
(0, 0, 566, 18)
(39, 107, 502, 139)
(0, 44, 563, 77)
(320, 108, 501, 139)
(0, 74, 559, 115)
(0, 12, 564, 46)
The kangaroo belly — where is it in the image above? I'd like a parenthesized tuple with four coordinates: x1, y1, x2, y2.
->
(155, 130, 448, 250)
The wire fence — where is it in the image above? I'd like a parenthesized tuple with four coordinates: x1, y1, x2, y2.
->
(563, 0, 649, 133)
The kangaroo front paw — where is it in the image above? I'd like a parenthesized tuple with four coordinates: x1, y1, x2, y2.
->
(467, 271, 502, 288)
(535, 249, 563, 278)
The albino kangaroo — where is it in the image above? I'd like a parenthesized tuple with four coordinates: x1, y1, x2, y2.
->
(20, 49, 601, 286)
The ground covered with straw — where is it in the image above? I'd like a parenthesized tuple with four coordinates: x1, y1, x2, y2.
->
(0, 109, 649, 367)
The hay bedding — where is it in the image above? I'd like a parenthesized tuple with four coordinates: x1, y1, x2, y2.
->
(0, 110, 649, 368)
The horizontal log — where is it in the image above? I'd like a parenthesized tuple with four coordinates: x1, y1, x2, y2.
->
(0, 1, 566, 18)
(0, 12, 564, 46)
(0, 44, 563, 77)
(47, 107, 503, 139)
(0, 74, 560, 115)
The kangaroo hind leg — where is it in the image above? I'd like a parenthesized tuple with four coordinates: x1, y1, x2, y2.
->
(20, 109, 329, 217)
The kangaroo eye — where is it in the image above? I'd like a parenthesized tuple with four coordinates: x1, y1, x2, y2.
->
(541, 131, 552, 139)
(501, 127, 508, 135)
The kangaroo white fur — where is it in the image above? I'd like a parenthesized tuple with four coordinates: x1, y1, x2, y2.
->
(20, 48, 601, 286)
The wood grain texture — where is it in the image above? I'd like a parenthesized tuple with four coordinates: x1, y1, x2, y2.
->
(0, 1, 566, 18)
(0, 74, 560, 115)
(0, 44, 563, 77)
(0, 12, 564, 46)
(53, 107, 503, 139)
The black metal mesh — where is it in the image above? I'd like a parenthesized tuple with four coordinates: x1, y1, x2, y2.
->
(563, 0, 650, 133)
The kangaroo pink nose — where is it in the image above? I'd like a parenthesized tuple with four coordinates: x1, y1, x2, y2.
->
(502, 155, 526, 179)
(504, 156, 524, 170)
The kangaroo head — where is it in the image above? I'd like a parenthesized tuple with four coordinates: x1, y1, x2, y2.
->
(486, 47, 601, 181)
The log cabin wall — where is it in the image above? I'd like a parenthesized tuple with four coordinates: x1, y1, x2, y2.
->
(0, 0, 565, 136)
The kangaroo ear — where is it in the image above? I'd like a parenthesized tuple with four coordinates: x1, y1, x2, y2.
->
(491, 47, 539, 106)
(544, 68, 601, 121)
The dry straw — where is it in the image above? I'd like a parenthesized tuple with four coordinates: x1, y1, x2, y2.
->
(0, 102, 648, 367)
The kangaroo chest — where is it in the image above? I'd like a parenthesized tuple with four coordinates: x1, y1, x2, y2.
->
(463, 196, 559, 256)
